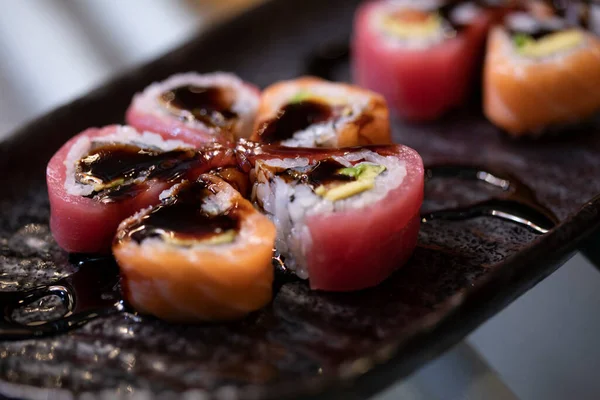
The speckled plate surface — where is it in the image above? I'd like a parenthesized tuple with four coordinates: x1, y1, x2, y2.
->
(1, 0, 600, 399)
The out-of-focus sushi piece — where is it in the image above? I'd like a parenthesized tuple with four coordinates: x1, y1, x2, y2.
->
(240, 143, 424, 292)
(250, 77, 391, 147)
(484, 11, 600, 136)
(352, 0, 494, 121)
(113, 175, 276, 322)
(126, 72, 260, 146)
(47, 125, 236, 253)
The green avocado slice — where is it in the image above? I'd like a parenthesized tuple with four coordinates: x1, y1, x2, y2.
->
(315, 163, 386, 201)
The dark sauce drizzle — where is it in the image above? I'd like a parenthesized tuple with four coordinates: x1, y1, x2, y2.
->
(278, 159, 356, 187)
(159, 85, 238, 128)
(117, 180, 240, 245)
(76, 143, 198, 202)
(256, 101, 335, 144)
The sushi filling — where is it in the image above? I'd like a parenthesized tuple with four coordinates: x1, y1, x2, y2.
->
(64, 128, 196, 202)
(253, 150, 406, 278)
(374, 1, 483, 47)
(381, 9, 447, 40)
(159, 85, 238, 129)
(512, 29, 584, 57)
(118, 180, 240, 247)
(506, 12, 584, 58)
(256, 93, 369, 147)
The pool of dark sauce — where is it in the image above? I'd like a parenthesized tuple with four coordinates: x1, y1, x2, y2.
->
(422, 165, 559, 234)
(159, 85, 238, 128)
(117, 180, 240, 245)
(76, 143, 198, 202)
(0, 255, 123, 340)
(255, 101, 334, 144)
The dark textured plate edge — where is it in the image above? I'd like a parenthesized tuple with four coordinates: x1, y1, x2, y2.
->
(275, 197, 600, 400)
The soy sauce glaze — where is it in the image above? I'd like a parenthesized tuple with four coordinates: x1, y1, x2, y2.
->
(255, 101, 335, 144)
(76, 143, 198, 202)
(159, 85, 238, 128)
(117, 180, 240, 245)
(279, 159, 356, 187)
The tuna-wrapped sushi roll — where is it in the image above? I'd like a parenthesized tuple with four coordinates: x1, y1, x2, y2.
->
(126, 72, 260, 146)
(113, 175, 276, 322)
(243, 143, 424, 292)
(250, 77, 391, 147)
(352, 0, 494, 121)
(47, 125, 236, 253)
(484, 11, 600, 135)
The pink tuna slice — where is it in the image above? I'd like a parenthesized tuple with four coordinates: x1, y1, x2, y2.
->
(241, 143, 424, 292)
(352, 1, 492, 121)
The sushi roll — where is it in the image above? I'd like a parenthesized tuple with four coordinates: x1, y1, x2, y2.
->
(250, 77, 391, 147)
(126, 72, 260, 146)
(243, 143, 424, 292)
(352, 0, 494, 121)
(483, 11, 600, 136)
(47, 125, 236, 253)
(113, 175, 276, 322)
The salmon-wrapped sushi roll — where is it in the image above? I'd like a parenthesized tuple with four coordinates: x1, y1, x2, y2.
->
(484, 11, 600, 136)
(47, 125, 236, 253)
(113, 175, 276, 322)
(250, 77, 391, 147)
(241, 143, 424, 292)
(353, 0, 495, 121)
(126, 72, 260, 146)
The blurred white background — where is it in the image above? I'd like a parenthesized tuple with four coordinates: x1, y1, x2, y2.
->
(0, 1, 599, 399)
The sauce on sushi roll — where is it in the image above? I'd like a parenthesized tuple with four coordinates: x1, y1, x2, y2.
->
(352, 0, 495, 121)
(484, 10, 600, 135)
(126, 72, 260, 146)
(251, 77, 391, 148)
(113, 175, 276, 322)
(242, 143, 424, 292)
(47, 125, 237, 253)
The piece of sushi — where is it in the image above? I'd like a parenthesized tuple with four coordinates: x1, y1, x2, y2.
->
(126, 72, 260, 146)
(250, 77, 391, 147)
(483, 11, 600, 136)
(352, 0, 494, 121)
(113, 175, 276, 322)
(241, 143, 424, 292)
(47, 125, 236, 253)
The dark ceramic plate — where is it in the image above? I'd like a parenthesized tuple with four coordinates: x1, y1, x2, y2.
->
(2, 0, 600, 399)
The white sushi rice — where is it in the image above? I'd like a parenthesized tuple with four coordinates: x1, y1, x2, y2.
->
(253, 150, 407, 279)
(63, 125, 193, 197)
(132, 72, 259, 138)
(265, 82, 372, 148)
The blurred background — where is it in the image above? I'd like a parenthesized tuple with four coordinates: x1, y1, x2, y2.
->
(0, 1, 599, 399)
